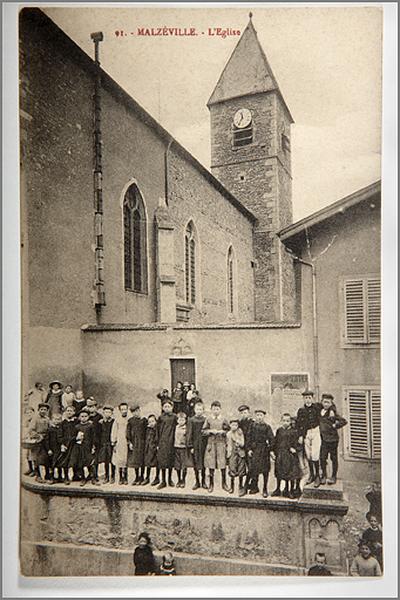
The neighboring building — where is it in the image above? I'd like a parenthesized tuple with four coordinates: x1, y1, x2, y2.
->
(279, 181, 381, 480)
(19, 9, 380, 480)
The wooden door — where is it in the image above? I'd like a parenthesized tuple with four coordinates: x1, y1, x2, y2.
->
(170, 358, 196, 390)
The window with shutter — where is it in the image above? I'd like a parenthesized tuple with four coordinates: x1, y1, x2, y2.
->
(343, 276, 380, 345)
(345, 387, 381, 460)
(370, 390, 381, 459)
(347, 390, 370, 458)
(367, 279, 380, 342)
(227, 246, 235, 315)
(184, 221, 197, 306)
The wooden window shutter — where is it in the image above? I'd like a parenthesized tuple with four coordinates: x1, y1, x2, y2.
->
(347, 390, 370, 458)
(344, 279, 367, 343)
(367, 278, 381, 343)
(184, 234, 190, 303)
(190, 238, 196, 304)
(370, 390, 381, 459)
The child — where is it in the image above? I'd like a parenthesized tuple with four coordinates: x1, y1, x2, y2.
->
(319, 393, 347, 485)
(97, 406, 115, 484)
(127, 404, 146, 485)
(22, 406, 35, 476)
(157, 400, 177, 489)
(272, 413, 302, 499)
(45, 413, 64, 483)
(290, 416, 303, 498)
(238, 404, 255, 494)
(296, 390, 322, 488)
(350, 541, 382, 576)
(187, 400, 208, 490)
(45, 381, 63, 419)
(73, 390, 86, 416)
(226, 419, 246, 495)
(247, 409, 274, 498)
(186, 384, 199, 418)
(202, 400, 230, 493)
(67, 409, 97, 486)
(157, 389, 171, 409)
(361, 513, 383, 569)
(86, 398, 102, 482)
(111, 402, 130, 485)
(174, 412, 192, 488)
(143, 414, 159, 486)
(171, 381, 184, 414)
(307, 552, 332, 576)
(61, 384, 76, 411)
(59, 405, 77, 484)
(133, 532, 156, 576)
(159, 551, 176, 575)
(182, 382, 190, 414)
(28, 403, 51, 482)
(24, 382, 46, 413)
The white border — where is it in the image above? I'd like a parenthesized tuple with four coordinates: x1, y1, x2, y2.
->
(3, 2, 397, 597)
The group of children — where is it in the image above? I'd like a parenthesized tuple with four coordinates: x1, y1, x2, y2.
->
(22, 382, 348, 499)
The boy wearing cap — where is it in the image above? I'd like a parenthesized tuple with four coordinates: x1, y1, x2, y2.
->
(238, 404, 255, 494)
(157, 400, 177, 489)
(226, 419, 246, 495)
(319, 393, 347, 485)
(296, 390, 322, 488)
(127, 405, 147, 485)
(247, 409, 275, 498)
(111, 402, 130, 484)
(202, 401, 230, 493)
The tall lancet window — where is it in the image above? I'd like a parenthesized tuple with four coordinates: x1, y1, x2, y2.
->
(123, 184, 147, 293)
(227, 246, 236, 315)
(185, 221, 196, 305)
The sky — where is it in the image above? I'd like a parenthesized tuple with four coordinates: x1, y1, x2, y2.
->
(44, 5, 382, 220)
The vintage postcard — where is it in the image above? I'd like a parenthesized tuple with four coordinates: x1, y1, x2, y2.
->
(17, 2, 387, 582)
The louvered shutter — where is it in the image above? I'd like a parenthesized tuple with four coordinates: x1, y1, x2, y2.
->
(370, 390, 381, 459)
(184, 234, 190, 303)
(344, 279, 367, 343)
(347, 390, 370, 458)
(367, 279, 380, 342)
(190, 238, 196, 304)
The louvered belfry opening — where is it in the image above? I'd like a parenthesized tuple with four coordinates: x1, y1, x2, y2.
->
(227, 246, 234, 314)
(344, 277, 380, 344)
(123, 184, 147, 293)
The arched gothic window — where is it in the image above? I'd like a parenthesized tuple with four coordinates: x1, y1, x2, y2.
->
(123, 184, 147, 293)
(185, 221, 196, 305)
(227, 246, 235, 314)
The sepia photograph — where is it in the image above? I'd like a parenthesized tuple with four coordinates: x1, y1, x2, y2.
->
(12, 2, 393, 585)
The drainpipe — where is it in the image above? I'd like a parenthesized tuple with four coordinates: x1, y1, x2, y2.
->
(164, 138, 173, 205)
(91, 31, 105, 322)
(285, 248, 319, 400)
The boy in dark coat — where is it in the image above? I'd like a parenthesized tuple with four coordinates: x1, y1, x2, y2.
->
(361, 512, 383, 569)
(238, 405, 255, 494)
(127, 404, 147, 485)
(142, 414, 159, 486)
(67, 409, 97, 486)
(307, 552, 332, 576)
(187, 400, 208, 490)
(44, 413, 64, 483)
(247, 409, 275, 498)
(157, 400, 177, 489)
(133, 532, 156, 576)
(171, 382, 184, 414)
(97, 406, 115, 484)
(272, 413, 302, 499)
(319, 393, 347, 485)
(296, 390, 322, 488)
(86, 398, 102, 482)
(59, 405, 77, 483)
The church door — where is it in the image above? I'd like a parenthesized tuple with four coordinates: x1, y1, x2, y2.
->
(170, 358, 196, 389)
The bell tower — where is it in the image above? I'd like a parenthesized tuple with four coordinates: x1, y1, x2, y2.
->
(208, 14, 296, 322)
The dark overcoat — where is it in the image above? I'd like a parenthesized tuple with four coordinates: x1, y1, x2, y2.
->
(144, 426, 158, 467)
(239, 417, 254, 451)
(44, 423, 63, 468)
(133, 545, 156, 575)
(187, 414, 207, 469)
(157, 412, 177, 468)
(45, 390, 63, 418)
(126, 416, 147, 468)
(274, 426, 302, 480)
(66, 422, 95, 469)
(247, 421, 275, 477)
(97, 418, 114, 464)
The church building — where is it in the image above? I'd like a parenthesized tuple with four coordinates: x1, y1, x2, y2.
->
(19, 8, 380, 482)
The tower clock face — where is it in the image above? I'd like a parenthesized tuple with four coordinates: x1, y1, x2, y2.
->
(233, 108, 252, 129)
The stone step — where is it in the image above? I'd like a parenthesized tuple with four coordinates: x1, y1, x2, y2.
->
(301, 479, 344, 501)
